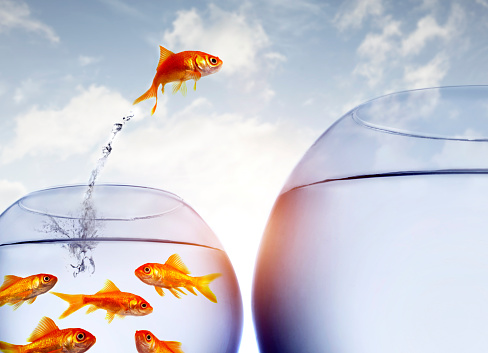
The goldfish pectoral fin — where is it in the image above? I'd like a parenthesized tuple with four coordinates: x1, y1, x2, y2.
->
(188, 72, 201, 91)
(180, 81, 187, 96)
(168, 288, 182, 299)
(10, 300, 23, 311)
(172, 81, 183, 95)
(155, 286, 165, 296)
(105, 312, 115, 324)
(26, 297, 36, 305)
(86, 305, 98, 315)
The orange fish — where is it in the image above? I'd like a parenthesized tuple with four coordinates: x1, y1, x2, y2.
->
(0, 316, 96, 353)
(134, 254, 221, 303)
(135, 330, 184, 353)
(133, 45, 223, 115)
(51, 279, 153, 323)
(0, 273, 57, 310)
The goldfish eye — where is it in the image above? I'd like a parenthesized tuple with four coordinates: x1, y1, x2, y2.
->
(77, 333, 85, 341)
(143, 267, 151, 274)
(141, 303, 147, 309)
(43, 276, 50, 282)
(209, 57, 218, 65)
(146, 334, 152, 342)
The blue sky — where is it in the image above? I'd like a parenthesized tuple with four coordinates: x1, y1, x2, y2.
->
(1, 0, 488, 352)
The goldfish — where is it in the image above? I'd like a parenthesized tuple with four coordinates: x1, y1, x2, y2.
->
(51, 279, 153, 323)
(0, 316, 96, 353)
(133, 45, 223, 115)
(134, 253, 221, 303)
(135, 330, 184, 353)
(0, 273, 57, 310)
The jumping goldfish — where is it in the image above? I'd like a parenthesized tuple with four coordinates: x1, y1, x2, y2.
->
(0, 273, 57, 310)
(134, 254, 221, 303)
(135, 330, 184, 353)
(133, 45, 223, 115)
(0, 316, 96, 353)
(51, 279, 153, 323)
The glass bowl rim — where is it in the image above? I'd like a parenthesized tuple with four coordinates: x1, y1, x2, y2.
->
(16, 183, 186, 221)
(351, 84, 488, 142)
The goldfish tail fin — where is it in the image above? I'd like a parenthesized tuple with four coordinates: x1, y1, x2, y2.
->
(51, 292, 85, 319)
(0, 341, 21, 353)
(195, 273, 222, 303)
(133, 83, 158, 106)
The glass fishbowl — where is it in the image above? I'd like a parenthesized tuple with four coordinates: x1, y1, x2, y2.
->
(0, 184, 242, 353)
(253, 86, 488, 352)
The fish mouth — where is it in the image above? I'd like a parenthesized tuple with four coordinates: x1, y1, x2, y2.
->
(82, 338, 96, 350)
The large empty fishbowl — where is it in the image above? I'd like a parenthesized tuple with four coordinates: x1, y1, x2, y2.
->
(253, 86, 488, 352)
(0, 184, 242, 353)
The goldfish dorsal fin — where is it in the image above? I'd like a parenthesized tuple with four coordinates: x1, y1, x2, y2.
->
(97, 279, 121, 294)
(157, 46, 174, 69)
(0, 275, 22, 291)
(165, 254, 190, 274)
(27, 316, 59, 342)
(164, 341, 184, 353)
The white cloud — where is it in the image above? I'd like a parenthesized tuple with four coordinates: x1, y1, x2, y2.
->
(0, 179, 27, 213)
(401, 4, 465, 56)
(163, 5, 283, 76)
(352, 3, 466, 88)
(0, 0, 59, 43)
(353, 18, 402, 86)
(1, 85, 138, 164)
(79, 55, 102, 66)
(333, 0, 384, 31)
(403, 52, 449, 89)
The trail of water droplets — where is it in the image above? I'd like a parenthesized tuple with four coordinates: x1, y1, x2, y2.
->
(43, 112, 134, 277)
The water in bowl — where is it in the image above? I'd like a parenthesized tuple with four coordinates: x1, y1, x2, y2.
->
(253, 171, 488, 352)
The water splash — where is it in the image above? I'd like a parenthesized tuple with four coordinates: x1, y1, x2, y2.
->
(43, 112, 134, 276)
